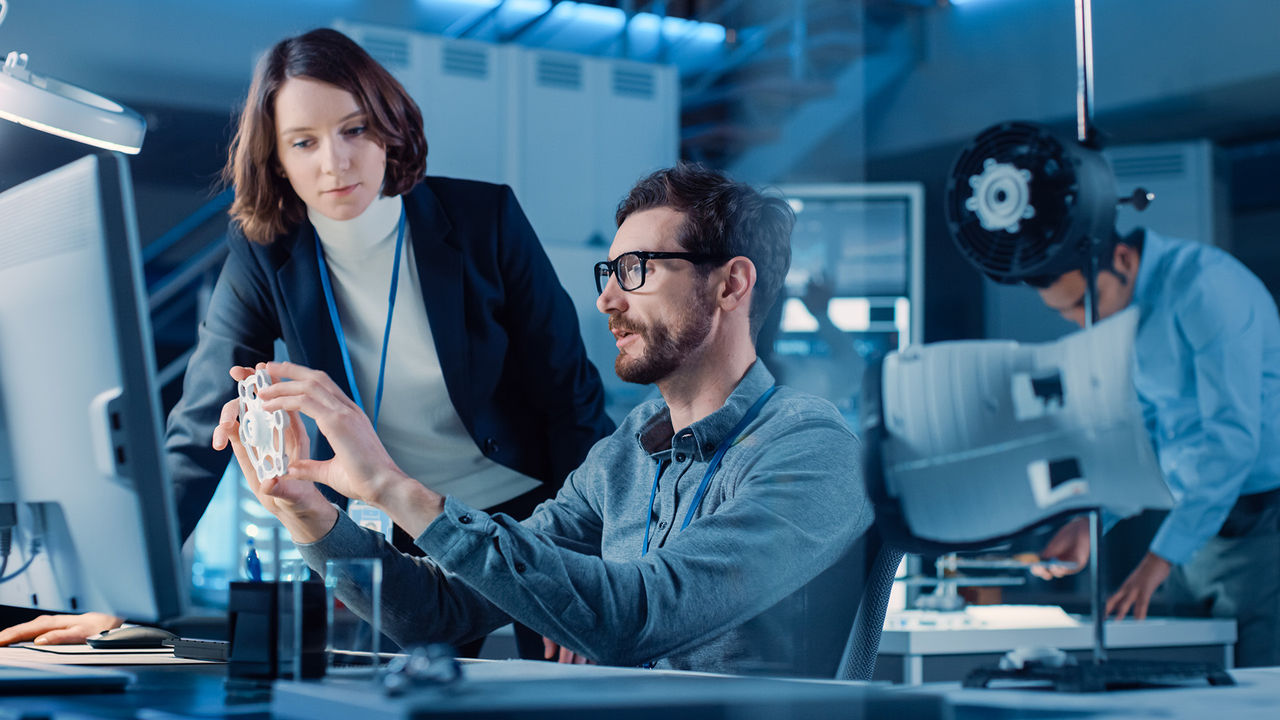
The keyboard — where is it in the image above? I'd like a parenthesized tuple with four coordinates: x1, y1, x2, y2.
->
(964, 659, 1235, 692)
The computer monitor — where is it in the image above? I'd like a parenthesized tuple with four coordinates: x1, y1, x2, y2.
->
(0, 152, 185, 621)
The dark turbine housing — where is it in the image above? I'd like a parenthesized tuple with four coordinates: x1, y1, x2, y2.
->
(944, 121, 1117, 284)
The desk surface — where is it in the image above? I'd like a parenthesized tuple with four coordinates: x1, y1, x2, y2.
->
(0, 660, 944, 720)
(0, 664, 265, 719)
(935, 666, 1280, 720)
(0, 660, 1276, 719)
(272, 660, 943, 719)
(880, 616, 1237, 655)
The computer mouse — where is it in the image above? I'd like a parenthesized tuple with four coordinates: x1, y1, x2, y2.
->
(998, 645, 1075, 671)
(86, 625, 179, 649)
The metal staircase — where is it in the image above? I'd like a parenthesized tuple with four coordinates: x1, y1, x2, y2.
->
(143, 190, 232, 413)
(679, 0, 935, 182)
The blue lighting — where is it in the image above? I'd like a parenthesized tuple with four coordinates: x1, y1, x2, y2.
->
(551, 1, 624, 26)
(949, 0, 1032, 7)
(424, 0, 725, 47)
(554, 2, 726, 46)
(444, 0, 551, 10)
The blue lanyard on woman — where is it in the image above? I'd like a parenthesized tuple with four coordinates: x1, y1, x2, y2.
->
(314, 204, 406, 431)
(641, 385, 778, 556)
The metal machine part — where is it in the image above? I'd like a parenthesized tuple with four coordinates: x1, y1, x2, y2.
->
(945, 120, 1118, 285)
(902, 553, 1078, 612)
(237, 369, 288, 482)
(862, 308, 1169, 555)
(964, 159, 1036, 234)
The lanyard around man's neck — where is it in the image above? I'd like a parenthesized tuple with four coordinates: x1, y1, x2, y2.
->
(641, 384, 778, 556)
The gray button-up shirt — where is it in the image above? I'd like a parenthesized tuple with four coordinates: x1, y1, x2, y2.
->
(298, 360, 871, 675)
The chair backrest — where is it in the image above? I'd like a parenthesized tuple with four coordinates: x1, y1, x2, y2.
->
(837, 538, 904, 681)
(768, 530, 901, 680)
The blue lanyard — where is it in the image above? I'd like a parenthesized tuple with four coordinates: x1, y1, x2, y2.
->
(314, 205, 407, 431)
(641, 385, 778, 556)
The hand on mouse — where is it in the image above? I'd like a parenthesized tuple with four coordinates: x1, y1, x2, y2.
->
(0, 612, 123, 646)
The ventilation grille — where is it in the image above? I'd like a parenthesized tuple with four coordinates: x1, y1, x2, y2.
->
(0, 162, 96, 270)
(443, 45, 489, 79)
(1111, 152, 1186, 179)
(537, 57, 582, 90)
(361, 34, 411, 69)
(613, 68, 655, 99)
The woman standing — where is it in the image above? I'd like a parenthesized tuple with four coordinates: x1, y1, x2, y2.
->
(0, 28, 613, 657)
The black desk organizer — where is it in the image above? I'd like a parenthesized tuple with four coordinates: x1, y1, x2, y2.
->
(227, 580, 326, 681)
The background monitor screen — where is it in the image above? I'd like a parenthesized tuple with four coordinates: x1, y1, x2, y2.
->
(786, 195, 913, 299)
(768, 184, 924, 426)
(0, 153, 184, 621)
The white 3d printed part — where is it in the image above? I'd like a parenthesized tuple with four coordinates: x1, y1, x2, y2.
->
(238, 369, 288, 481)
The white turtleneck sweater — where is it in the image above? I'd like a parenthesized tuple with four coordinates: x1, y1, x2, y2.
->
(309, 194, 541, 510)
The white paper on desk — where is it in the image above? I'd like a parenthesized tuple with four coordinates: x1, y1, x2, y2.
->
(963, 605, 1079, 629)
(17, 642, 173, 654)
(0, 645, 217, 665)
(886, 605, 1080, 631)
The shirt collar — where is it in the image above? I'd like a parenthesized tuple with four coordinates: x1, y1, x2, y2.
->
(1130, 227, 1165, 313)
(633, 359, 777, 461)
(309, 193, 403, 263)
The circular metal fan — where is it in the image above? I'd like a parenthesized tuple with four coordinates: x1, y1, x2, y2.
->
(945, 121, 1117, 284)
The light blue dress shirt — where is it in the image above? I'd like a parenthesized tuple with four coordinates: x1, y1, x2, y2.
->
(1130, 230, 1280, 565)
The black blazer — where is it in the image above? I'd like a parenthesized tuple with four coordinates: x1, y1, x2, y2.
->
(165, 178, 615, 541)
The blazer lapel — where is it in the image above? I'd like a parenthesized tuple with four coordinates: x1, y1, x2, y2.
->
(405, 185, 471, 424)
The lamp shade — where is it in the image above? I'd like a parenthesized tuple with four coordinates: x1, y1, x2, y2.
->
(0, 51, 146, 154)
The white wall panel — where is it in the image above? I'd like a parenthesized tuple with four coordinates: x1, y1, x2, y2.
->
(507, 49, 599, 245)
(590, 59, 680, 243)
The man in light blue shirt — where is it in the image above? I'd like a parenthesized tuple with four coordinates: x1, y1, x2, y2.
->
(212, 163, 872, 676)
(1034, 228, 1280, 667)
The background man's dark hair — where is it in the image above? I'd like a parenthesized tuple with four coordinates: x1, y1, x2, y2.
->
(615, 162, 795, 341)
(1023, 228, 1146, 288)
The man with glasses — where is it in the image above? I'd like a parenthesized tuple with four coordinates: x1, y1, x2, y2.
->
(214, 163, 871, 676)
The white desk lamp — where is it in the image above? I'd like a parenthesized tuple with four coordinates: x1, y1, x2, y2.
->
(0, 0, 146, 153)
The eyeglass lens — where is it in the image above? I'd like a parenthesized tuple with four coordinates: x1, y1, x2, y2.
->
(616, 253, 643, 291)
(597, 252, 646, 294)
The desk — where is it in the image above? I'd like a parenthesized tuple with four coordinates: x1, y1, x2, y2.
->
(0, 664, 267, 719)
(876, 617, 1237, 684)
(933, 666, 1280, 720)
(0, 659, 945, 720)
(1, 658, 1276, 719)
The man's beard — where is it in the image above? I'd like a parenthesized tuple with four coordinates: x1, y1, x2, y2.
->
(611, 293, 713, 385)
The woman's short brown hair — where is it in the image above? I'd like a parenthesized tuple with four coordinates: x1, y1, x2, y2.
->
(223, 28, 428, 244)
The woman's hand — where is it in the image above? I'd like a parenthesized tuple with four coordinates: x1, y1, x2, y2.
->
(213, 364, 336, 542)
(219, 361, 443, 540)
(0, 612, 123, 646)
(252, 361, 412, 511)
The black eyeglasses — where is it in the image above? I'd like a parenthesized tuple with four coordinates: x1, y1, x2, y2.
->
(594, 251, 731, 295)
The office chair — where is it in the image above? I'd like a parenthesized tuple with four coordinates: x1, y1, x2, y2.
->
(836, 536, 904, 681)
